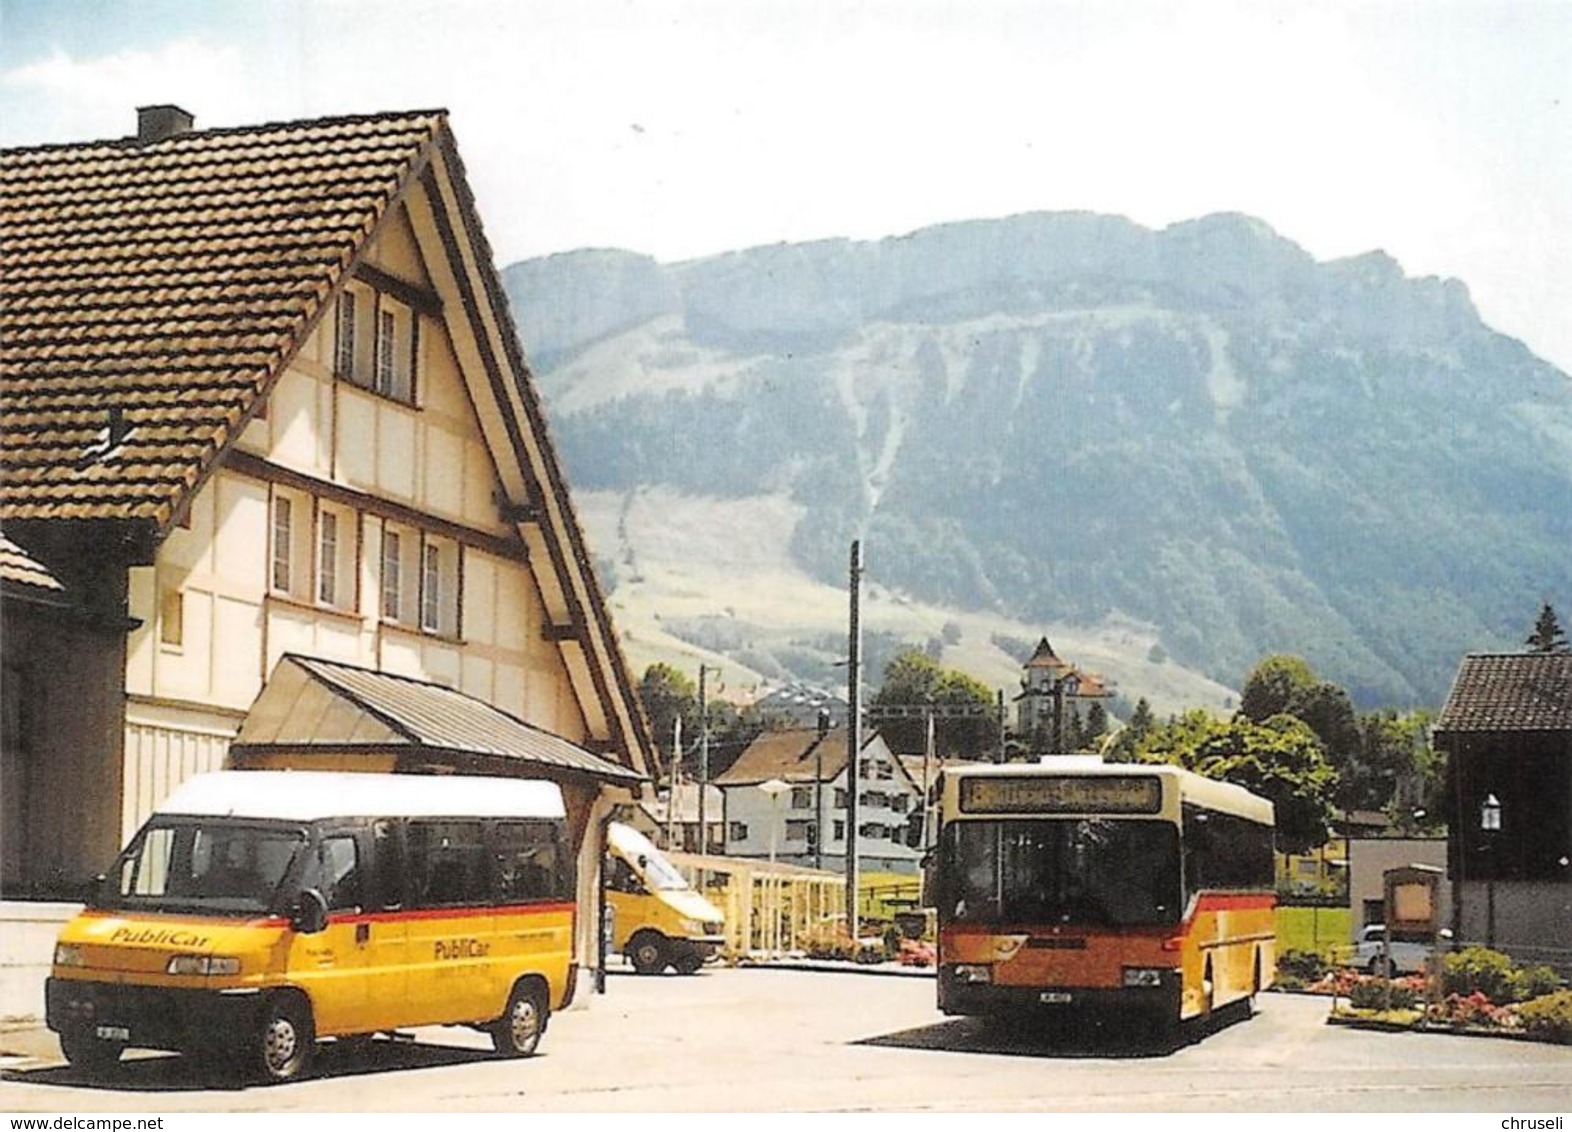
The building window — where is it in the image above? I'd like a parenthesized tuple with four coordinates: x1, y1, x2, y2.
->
(159, 588, 184, 648)
(834, 788, 848, 809)
(790, 787, 813, 810)
(271, 495, 293, 593)
(381, 528, 404, 622)
(317, 509, 340, 607)
(421, 541, 441, 631)
(729, 822, 748, 842)
(374, 300, 416, 404)
(419, 536, 460, 637)
(336, 283, 415, 404)
(335, 289, 361, 383)
(316, 504, 357, 611)
(269, 490, 312, 600)
(833, 820, 845, 842)
(891, 794, 909, 814)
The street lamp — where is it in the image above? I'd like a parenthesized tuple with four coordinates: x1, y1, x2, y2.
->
(759, 778, 792, 865)
(1480, 793, 1501, 948)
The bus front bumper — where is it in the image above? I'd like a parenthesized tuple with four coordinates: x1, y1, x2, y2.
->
(47, 976, 264, 1052)
(937, 966, 1183, 1019)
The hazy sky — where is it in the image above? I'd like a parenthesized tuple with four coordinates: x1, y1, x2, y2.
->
(3, 0, 1569, 372)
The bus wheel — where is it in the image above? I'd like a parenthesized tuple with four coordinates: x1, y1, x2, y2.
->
(629, 931, 669, 975)
(58, 1028, 124, 1072)
(492, 981, 546, 1058)
(673, 950, 705, 975)
(250, 993, 315, 1084)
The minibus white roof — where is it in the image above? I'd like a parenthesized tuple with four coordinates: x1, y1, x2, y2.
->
(607, 820, 660, 859)
(153, 771, 566, 822)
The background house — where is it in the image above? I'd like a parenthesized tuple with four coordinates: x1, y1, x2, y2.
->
(622, 781, 725, 854)
(1015, 637, 1114, 751)
(715, 727, 923, 874)
(1434, 652, 1572, 974)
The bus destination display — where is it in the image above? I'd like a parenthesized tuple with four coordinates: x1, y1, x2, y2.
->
(959, 774, 1162, 815)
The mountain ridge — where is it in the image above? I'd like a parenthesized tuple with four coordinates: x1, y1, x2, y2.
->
(503, 210, 1570, 709)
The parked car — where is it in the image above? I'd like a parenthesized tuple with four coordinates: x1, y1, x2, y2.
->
(1353, 923, 1434, 975)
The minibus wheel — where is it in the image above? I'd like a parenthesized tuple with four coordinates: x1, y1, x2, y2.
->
(492, 981, 546, 1057)
(629, 931, 668, 975)
(250, 993, 315, 1083)
(58, 1028, 123, 1072)
(673, 950, 705, 975)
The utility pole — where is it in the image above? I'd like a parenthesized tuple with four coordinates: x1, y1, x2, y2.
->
(696, 664, 721, 858)
(665, 714, 682, 849)
(845, 540, 863, 939)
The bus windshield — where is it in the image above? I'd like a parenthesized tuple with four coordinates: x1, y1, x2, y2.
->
(944, 818, 1181, 927)
(105, 819, 307, 916)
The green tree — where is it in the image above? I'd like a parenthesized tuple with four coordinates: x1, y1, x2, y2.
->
(638, 663, 697, 774)
(1526, 602, 1570, 653)
(1239, 654, 1360, 803)
(1132, 711, 1339, 853)
(1238, 655, 1316, 722)
(872, 647, 995, 758)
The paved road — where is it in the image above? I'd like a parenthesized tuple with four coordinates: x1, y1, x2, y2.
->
(4, 968, 1571, 1112)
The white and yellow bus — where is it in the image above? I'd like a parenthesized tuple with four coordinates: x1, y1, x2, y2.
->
(605, 822, 725, 974)
(934, 760, 1275, 1030)
(47, 771, 577, 1082)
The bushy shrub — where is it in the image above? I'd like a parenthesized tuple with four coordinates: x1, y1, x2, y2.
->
(1430, 990, 1518, 1030)
(1443, 947, 1517, 1003)
(1510, 965, 1564, 1003)
(1279, 949, 1329, 982)
(1516, 990, 1572, 1043)
(1347, 977, 1418, 1011)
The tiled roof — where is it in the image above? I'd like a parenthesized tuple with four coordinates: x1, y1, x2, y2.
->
(0, 530, 64, 592)
(1434, 653, 1572, 734)
(0, 110, 444, 523)
(716, 727, 853, 786)
(236, 654, 644, 784)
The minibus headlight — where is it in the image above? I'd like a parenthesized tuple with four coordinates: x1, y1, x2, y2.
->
(166, 954, 241, 976)
(679, 918, 704, 935)
(951, 964, 993, 985)
(54, 944, 86, 968)
(1122, 967, 1165, 988)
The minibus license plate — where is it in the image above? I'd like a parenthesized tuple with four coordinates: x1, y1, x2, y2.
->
(1039, 992, 1073, 1004)
(96, 1025, 130, 1041)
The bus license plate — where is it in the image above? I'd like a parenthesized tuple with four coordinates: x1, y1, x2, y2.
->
(1039, 992, 1073, 1004)
(95, 1026, 130, 1041)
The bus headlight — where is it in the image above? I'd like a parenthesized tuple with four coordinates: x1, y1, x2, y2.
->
(54, 944, 86, 968)
(952, 964, 993, 985)
(1122, 967, 1165, 988)
(679, 919, 704, 935)
(166, 954, 241, 976)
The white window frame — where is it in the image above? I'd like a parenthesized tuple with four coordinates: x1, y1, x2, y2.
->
(381, 527, 405, 622)
(316, 503, 357, 612)
(269, 489, 314, 601)
(373, 297, 416, 404)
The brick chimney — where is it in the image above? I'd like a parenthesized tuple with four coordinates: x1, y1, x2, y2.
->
(136, 105, 194, 145)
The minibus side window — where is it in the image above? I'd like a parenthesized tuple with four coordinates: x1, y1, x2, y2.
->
(369, 819, 405, 911)
(491, 820, 563, 903)
(307, 835, 362, 913)
(408, 820, 489, 907)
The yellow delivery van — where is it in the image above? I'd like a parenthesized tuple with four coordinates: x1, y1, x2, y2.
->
(47, 770, 577, 1082)
(605, 821, 725, 974)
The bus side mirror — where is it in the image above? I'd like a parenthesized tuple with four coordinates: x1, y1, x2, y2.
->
(291, 889, 329, 935)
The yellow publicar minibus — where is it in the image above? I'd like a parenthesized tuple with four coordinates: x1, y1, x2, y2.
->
(605, 821, 725, 974)
(47, 771, 577, 1082)
(934, 759, 1275, 1032)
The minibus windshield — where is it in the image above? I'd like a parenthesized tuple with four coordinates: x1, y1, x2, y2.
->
(637, 847, 691, 891)
(105, 818, 306, 916)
